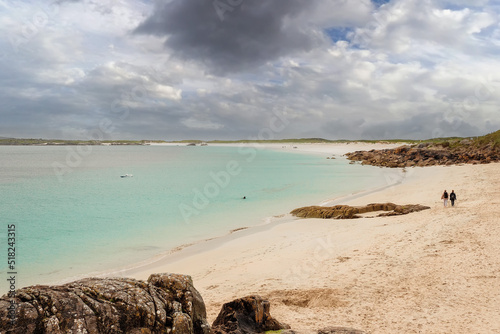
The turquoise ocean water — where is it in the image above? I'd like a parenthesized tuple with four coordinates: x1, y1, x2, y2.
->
(0, 145, 389, 292)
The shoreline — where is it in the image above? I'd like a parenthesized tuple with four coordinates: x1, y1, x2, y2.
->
(100, 165, 410, 282)
(116, 155, 423, 285)
(121, 149, 500, 333)
(87, 142, 406, 281)
(15, 143, 500, 332)
(4, 142, 399, 290)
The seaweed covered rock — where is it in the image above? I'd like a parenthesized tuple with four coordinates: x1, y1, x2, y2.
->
(211, 295, 289, 334)
(317, 327, 366, 334)
(0, 273, 210, 334)
(378, 204, 431, 216)
(291, 203, 430, 219)
(291, 205, 361, 219)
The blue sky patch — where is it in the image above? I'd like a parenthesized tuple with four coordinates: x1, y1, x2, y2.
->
(372, 0, 391, 7)
(325, 27, 354, 43)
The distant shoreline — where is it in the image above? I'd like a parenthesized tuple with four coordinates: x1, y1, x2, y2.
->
(3, 142, 499, 332)
(0, 137, 448, 146)
(0, 139, 161, 146)
(120, 156, 500, 333)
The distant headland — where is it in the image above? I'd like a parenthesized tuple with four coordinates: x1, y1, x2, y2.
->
(2, 131, 499, 167)
(0, 135, 486, 146)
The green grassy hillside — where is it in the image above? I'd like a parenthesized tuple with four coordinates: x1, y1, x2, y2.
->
(475, 129, 500, 148)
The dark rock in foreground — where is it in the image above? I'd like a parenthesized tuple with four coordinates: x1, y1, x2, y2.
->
(0, 273, 210, 334)
(211, 295, 290, 334)
(291, 203, 430, 219)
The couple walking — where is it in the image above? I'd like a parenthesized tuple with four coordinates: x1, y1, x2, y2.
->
(441, 190, 457, 207)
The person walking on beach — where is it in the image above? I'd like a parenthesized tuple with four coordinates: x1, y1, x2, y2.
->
(450, 190, 457, 207)
(441, 190, 449, 207)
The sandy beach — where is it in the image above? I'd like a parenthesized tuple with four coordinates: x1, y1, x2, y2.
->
(123, 143, 500, 333)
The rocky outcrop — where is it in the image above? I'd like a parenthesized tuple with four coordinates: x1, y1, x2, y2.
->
(345, 140, 500, 168)
(211, 295, 290, 334)
(0, 273, 210, 334)
(291, 203, 430, 219)
(0, 273, 368, 334)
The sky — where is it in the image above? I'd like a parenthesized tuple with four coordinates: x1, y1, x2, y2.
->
(1, 0, 500, 140)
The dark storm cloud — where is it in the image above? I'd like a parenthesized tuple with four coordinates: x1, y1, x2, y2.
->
(134, 0, 325, 74)
(1, 1, 499, 141)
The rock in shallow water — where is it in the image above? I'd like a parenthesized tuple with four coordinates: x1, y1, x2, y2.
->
(291, 203, 430, 219)
(0, 273, 210, 334)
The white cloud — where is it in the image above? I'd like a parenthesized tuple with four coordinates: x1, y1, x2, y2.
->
(0, 0, 500, 140)
(352, 0, 497, 55)
(181, 117, 224, 130)
(154, 84, 182, 101)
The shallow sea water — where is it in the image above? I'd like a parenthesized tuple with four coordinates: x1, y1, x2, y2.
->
(0, 145, 390, 291)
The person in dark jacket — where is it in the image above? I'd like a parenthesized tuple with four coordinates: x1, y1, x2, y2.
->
(449, 190, 457, 207)
(441, 190, 449, 207)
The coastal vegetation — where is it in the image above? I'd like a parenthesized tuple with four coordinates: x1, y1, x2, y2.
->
(0, 136, 476, 146)
(345, 129, 500, 167)
(0, 138, 166, 145)
(172, 138, 420, 144)
(2, 131, 499, 170)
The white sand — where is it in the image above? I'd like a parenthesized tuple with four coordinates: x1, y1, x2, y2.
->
(150, 141, 406, 155)
(122, 143, 500, 333)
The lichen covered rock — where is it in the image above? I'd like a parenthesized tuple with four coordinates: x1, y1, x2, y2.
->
(0, 273, 210, 334)
(345, 134, 500, 168)
(291, 203, 430, 219)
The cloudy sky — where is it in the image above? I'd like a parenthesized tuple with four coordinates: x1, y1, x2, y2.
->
(1, 0, 500, 140)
